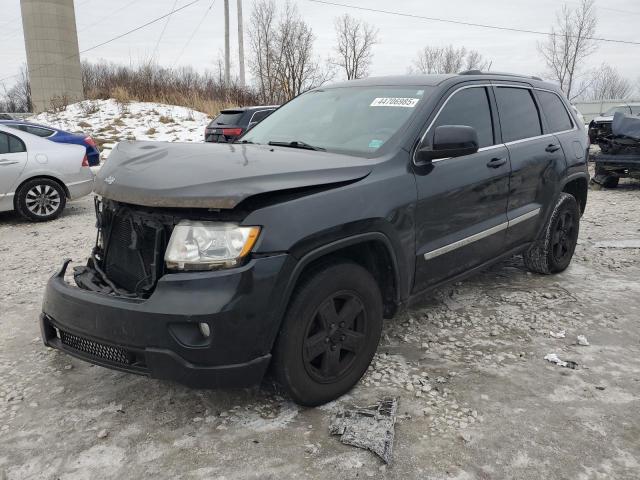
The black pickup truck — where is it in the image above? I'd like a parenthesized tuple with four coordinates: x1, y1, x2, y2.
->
(41, 72, 589, 406)
(591, 112, 640, 188)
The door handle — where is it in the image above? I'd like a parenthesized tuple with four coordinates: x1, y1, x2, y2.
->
(486, 157, 507, 168)
(545, 144, 561, 153)
(0, 159, 19, 166)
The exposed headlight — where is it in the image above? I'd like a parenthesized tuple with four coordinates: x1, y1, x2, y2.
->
(165, 221, 260, 270)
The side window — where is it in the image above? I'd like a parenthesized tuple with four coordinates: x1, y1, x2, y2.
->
(251, 110, 274, 124)
(537, 91, 573, 133)
(432, 87, 494, 148)
(494, 87, 542, 142)
(0, 132, 26, 154)
(0, 133, 8, 154)
(9, 135, 26, 153)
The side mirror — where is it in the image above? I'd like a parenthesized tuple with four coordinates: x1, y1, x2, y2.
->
(416, 125, 479, 164)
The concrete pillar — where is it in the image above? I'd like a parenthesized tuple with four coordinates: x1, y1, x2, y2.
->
(20, 0, 83, 112)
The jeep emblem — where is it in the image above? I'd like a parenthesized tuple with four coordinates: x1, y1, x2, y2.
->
(104, 176, 116, 185)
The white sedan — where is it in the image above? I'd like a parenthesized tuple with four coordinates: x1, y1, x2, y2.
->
(0, 124, 94, 221)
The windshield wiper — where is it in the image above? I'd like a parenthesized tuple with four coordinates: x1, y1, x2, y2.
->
(268, 140, 325, 151)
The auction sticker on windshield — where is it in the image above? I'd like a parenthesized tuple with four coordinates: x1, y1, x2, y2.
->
(370, 97, 420, 108)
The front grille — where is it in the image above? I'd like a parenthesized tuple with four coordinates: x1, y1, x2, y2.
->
(103, 211, 164, 294)
(59, 329, 134, 365)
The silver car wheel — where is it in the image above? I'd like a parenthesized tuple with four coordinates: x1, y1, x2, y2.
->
(25, 184, 62, 217)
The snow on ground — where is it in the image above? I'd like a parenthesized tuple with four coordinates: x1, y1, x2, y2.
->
(30, 99, 211, 160)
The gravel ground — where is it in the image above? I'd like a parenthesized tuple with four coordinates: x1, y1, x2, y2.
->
(1, 179, 639, 479)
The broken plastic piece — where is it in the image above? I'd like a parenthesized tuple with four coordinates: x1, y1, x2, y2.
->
(544, 353, 577, 369)
(329, 397, 398, 464)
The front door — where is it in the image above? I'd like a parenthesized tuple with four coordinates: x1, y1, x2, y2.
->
(412, 85, 510, 293)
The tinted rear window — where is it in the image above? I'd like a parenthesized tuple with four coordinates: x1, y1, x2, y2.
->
(209, 111, 244, 126)
(495, 87, 542, 142)
(537, 91, 573, 133)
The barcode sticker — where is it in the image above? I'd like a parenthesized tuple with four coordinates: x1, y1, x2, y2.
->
(370, 97, 420, 108)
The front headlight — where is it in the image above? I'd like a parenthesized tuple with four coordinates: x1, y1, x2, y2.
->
(165, 221, 260, 270)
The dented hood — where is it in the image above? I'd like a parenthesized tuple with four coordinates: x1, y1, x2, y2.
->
(94, 141, 373, 209)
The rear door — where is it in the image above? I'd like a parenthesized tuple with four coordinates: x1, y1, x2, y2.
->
(412, 84, 511, 292)
(0, 131, 28, 195)
(492, 84, 564, 248)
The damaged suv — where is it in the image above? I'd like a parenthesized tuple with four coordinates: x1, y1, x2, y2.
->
(41, 72, 589, 406)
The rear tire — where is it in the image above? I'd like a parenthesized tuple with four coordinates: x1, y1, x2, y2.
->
(15, 178, 66, 222)
(602, 175, 619, 189)
(524, 193, 580, 274)
(271, 262, 383, 406)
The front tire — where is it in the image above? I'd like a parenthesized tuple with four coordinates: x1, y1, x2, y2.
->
(15, 178, 66, 221)
(524, 193, 580, 274)
(272, 262, 383, 406)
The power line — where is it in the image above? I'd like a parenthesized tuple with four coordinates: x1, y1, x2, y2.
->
(77, 0, 142, 33)
(153, 0, 180, 59)
(308, 0, 640, 46)
(0, 0, 203, 83)
(173, 0, 216, 64)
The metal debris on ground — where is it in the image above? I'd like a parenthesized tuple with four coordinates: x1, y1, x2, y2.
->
(549, 330, 566, 339)
(577, 335, 590, 346)
(329, 397, 398, 464)
(544, 353, 578, 369)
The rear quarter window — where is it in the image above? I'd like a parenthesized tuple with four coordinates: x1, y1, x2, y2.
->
(494, 87, 543, 142)
(0, 132, 26, 154)
(537, 91, 573, 133)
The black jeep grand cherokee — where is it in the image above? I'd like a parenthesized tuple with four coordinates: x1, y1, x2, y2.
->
(41, 72, 589, 406)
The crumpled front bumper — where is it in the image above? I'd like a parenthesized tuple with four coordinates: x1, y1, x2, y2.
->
(41, 253, 290, 388)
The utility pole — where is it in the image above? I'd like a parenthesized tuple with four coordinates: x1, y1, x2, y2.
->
(237, 0, 245, 87)
(223, 0, 230, 86)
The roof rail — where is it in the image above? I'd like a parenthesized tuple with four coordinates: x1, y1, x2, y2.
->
(458, 70, 543, 81)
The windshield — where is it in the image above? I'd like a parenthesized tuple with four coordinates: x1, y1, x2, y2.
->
(241, 86, 432, 156)
(604, 106, 631, 116)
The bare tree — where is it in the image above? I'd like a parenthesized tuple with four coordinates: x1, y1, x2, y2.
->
(410, 45, 490, 74)
(248, 0, 332, 103)
(333, 14, 378, 80)
(538, 0, 597, 100)
(580, 64, 633, 101)
(0, 66, 32, 112)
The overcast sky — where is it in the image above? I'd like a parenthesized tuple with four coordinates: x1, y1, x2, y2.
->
(1, 0, 639, 91)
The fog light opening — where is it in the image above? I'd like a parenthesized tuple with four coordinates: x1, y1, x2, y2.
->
(198, 322, 211, 338)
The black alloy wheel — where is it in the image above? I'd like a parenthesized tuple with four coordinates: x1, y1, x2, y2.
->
(302, 292, 367, 383)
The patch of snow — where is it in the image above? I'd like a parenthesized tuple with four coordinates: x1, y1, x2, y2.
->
(549, 330, 566, 338)
(544, 353, 567, 367)
(29, 99, 211, 161)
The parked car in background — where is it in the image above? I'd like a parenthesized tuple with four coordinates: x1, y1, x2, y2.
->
(0, 113, 15, 120)
(0, 120, 101, 166)
(588, 103, 640, 143)
(0, 125, 94, 221)
(204, 106, 278, 143)
(41, 72, 589, 406)
(591, 112, 640, 188)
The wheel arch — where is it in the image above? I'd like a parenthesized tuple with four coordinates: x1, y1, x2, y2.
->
(561, 173, 589, 215)
(278, 233, 402, 323)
